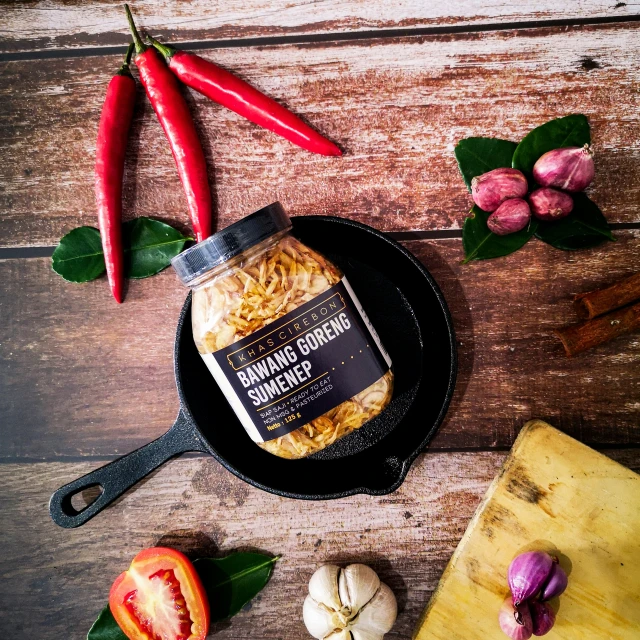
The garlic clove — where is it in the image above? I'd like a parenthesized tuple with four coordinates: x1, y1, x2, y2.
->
(351, 582, 397, 635)
(532, 145, 595, 193)
(487, 198, 531, 236)
(324, 631, 352, 640)
(540, 562, 568, 601)
(303, 595, 342, 639)
(339, 564, 380, 613)
(499, 596, 533, 640)
(309, 564, 343, 612)
(471, 168, 528, 212)
(529, 188, 573, 222)
(351, 630, 386, 640)
(529, 600, 556, 636)
(508, 551, 554, 606)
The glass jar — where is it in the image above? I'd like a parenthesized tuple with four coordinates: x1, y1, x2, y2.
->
(172, 203, 393, 459)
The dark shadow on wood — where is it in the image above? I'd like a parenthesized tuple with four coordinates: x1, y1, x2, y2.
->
(406, 240, 475, 450)
(156, 529, 220, 559)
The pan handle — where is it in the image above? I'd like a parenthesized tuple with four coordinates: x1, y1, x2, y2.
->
(49, 409, 207, 528)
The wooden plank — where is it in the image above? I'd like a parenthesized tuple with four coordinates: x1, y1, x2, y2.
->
(2, 22, 640, 247)
(0, 449, 638, 639)
(1, 231, 639, 460)
(1, 1, 636, 53)
(414, 422, 640, 639)
(408, 232, 640, 450)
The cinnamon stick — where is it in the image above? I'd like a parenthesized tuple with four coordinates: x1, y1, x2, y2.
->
(575, 271, 640, 319)
(555, 301, 640, 356)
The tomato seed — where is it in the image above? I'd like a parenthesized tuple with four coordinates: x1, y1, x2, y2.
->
(124, 569, 194, 640)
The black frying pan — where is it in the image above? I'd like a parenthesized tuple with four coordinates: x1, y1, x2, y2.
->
(50, 216, 456, 528)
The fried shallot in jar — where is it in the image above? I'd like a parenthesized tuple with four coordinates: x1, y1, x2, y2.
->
(172, 203, 393, 459)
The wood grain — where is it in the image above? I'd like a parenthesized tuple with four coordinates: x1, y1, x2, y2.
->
(1, 231, 639, 460)
(1, 1, 636, 53)
(2, 22, 640, 247)
(0, 449, 638, 639)
(414, 422, 640, 639)
(2, 7, 639, 640)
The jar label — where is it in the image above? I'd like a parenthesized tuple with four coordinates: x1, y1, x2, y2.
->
(200, 278, 392, 442)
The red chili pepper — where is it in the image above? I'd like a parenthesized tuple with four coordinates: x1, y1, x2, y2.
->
(147, 36, 342, 157)
(95, 43, 136, 303)
(125, 5, 212, 242)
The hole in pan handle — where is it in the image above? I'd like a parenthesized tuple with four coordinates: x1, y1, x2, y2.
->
(49, 409, 208, 528)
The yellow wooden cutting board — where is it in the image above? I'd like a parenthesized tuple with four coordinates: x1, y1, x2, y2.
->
(413, 420, 640, 639)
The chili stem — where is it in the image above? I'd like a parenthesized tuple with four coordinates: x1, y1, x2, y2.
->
(145, 34, 176, 60)
(124, 4, 146, 54)
(116, 42, 135, 77)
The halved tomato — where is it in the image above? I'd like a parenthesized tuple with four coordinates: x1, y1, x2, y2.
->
(109, 547, 209, 640)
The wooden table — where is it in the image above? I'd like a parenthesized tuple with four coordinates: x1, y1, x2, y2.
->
(1, 3, 639, 638)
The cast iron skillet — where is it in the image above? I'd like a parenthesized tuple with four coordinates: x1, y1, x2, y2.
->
(50, 216, 457, 528)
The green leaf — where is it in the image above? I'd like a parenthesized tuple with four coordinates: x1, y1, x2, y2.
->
(123, 218, 191, 279)
(194, 553, 279, 622)
(535, 192, 614, 250)
(87, 553, 278, 639)
(87, 606, 126, 640)
(52, 217, 192, 283)
(512, 114, 591, 176)
(462, 205, 538, 263)
(454, 137, 518, 191)
(52, 227, 106, 282)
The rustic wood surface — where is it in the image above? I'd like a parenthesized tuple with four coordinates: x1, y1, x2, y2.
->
(1, 3, 639, 639)
(2, 233, 639, 460)
(1, 1, 637, 53)
(1, 449, 639, 640)
(2, 22, 640, 246)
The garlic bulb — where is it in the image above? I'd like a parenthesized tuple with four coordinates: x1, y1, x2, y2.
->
(303, 564, 397, 640)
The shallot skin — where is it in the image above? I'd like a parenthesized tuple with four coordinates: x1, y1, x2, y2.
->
(540, 562, 568, 601)
(529, 188, 573, 221)
(533, 145, 595, 192)
(487, 198, 531, 235)
(471, 168, 528, 212)
(508, 551, 554, 605)
(499, 596, 533, 640)
(530, 600, 556, 636)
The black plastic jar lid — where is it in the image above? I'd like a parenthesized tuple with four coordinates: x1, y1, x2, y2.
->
(171, 202, 292, 285)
